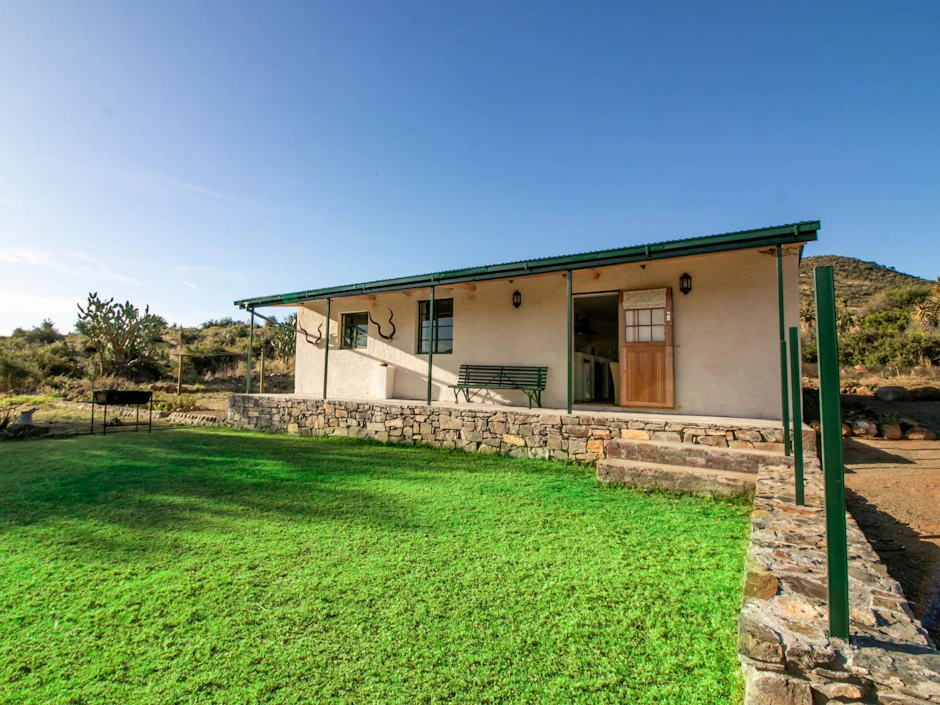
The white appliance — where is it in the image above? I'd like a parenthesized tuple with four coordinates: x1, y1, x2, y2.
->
(574, 351, 613, 402)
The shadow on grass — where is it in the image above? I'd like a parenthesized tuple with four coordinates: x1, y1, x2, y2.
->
(0, 430, 439, 538)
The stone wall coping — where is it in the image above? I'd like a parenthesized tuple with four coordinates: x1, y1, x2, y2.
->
(740, 461, 940, 703)
(237, 393, 808, 432)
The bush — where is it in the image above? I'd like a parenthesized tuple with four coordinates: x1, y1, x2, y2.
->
(32, 341, 82, 378)
(0, 349, 39, 393)
(865, 285, 931, 314)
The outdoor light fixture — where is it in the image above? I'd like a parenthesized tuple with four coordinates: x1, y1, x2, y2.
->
(512, 290, 522, 308)
(679, 273, 692, 295)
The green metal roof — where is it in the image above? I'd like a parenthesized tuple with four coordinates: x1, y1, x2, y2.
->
(235, 220, 820, 308)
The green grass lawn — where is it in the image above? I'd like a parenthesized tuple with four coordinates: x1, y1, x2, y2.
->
(0, 428, 750, 704)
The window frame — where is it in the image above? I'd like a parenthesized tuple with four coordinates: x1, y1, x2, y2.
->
(416, 298, 454, 355)
(340, 311, 370, 350)
(624, 307, 666, 343)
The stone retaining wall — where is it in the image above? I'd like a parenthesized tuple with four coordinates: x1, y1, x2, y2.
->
(740, 463, 940, 703)
(52, 401, 225, 427)
(226, 394, 813, 462)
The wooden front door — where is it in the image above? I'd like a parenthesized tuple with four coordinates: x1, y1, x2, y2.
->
(618, 288, 675, 408)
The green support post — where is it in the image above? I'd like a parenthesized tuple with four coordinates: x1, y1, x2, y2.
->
(777, 245, 792, 456)
(814, 265, 850, 640)
(789, 326, 805, 505)
(245, 309, 254, 394)
(427, 286, 436, 406)
(566, 270, 573, 414)
(323, 298, 331, 400)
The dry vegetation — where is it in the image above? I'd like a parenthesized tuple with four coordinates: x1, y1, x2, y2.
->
(0, 296, 294, 423)
(799, 255, 940, 385)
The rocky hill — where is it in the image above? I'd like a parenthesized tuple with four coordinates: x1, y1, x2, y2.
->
(799, 255, 932, 311)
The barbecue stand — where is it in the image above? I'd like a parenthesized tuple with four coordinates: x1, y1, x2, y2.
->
(90, 390, 153, 435)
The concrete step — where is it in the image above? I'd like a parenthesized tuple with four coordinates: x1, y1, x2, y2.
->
(597, 458, 756, 498)
(604, 438, 792, 474)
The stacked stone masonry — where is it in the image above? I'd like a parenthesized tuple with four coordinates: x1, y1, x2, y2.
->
(740, 462, 940, 704)
(53, 401, 225, 427)
(226, 394, 814, 462)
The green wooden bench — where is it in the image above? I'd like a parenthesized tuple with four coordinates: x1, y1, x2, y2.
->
(450, 364, 548, 408)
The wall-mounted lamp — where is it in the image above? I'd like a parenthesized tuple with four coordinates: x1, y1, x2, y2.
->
(512, 290, 522, 308)
(679, 273, 692, 295)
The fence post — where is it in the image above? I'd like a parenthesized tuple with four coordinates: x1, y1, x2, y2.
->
(789, 326, 805, 505)
(814, 265, 850, 640)
(176, 354, 183, 396)
(259, 347, 265, 395)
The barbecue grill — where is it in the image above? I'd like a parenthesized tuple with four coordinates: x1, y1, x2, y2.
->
(90, 390, 153, 434)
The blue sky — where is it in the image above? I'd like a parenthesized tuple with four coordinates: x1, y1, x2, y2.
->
(1, 1, 938, 334)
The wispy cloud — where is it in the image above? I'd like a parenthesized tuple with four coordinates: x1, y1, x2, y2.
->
(69, 160, 285, 215)
(0, 249, 145, 286)
(177, 265, 220, 273)
(184, 281, 198, 290)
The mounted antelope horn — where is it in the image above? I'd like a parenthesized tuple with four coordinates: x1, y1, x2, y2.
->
(369, 308, 396, 341)
(298, 322, 322, 346)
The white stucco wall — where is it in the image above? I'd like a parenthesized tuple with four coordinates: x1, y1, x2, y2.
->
(292, 246, 802, 420)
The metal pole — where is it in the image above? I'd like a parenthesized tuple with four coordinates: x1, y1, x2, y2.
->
(789, 326, 805, 505)
(323, 298, 331, 400)
(567, 270, 573, 414)
(777, 245, 792, 456)
(427, 286, 436, 406)
(246, 309, 254, 394)
(814, 265, 850, 640)
(259, 347, 265, 395)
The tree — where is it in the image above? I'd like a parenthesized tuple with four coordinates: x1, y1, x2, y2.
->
(836, 299, 860, 336)
(263, 314, 297, 361)
(76, 293, 167, 378)
(11, 319, 64, 346)
(913, 278, 940, 329)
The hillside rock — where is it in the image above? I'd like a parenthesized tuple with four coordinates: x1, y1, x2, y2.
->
(880, 423, 903, 440)
(910, 386, 940, 401)
(874, 386, 912, 402)
(905, 426, 937, 441)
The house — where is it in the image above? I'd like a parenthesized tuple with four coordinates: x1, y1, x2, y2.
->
(234, 221, 816, 422)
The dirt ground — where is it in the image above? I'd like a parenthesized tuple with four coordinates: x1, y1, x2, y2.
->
(843, 435, 940, 643)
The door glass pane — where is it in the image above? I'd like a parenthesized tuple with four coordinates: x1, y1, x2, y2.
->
(638, 309, 651, 325)
(638, 326, 651, 342)
(625, 327, 636, 342)
(625, 310, 636, 326)
(652, 308, 665, 325)
(652, 325, 665, 341)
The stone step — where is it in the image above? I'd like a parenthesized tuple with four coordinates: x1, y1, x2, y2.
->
(604, 438, 793, 474)
(597, 458, 756, 497)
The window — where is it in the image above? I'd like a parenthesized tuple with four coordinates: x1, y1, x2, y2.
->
(624, 307, 666, 342)
(417, 298, 453, 354)
(341, 312, 369, 349)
